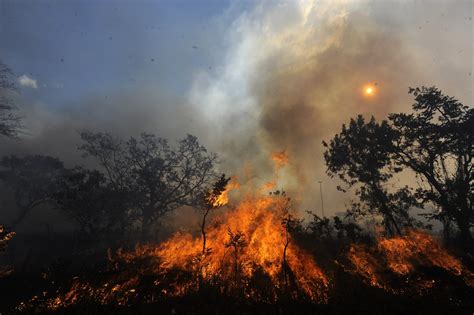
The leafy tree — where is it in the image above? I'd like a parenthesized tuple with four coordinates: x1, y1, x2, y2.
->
(324, 86, 472, 241)
(0, 155, 65, 227)
(0, 60, 22, 138)
(389, 87, 473, 241)
(323, 116, 417, 236)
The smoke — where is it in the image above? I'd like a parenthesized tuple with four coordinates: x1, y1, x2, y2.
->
(187, 0, 472, 214)
(0, 86, 195, 167)
(1, 0, 471, 218)
(188, 1, 410, 212)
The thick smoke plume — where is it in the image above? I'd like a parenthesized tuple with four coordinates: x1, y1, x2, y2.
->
(188, 1, 472, 213)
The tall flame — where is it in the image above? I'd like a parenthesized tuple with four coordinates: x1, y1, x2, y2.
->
(143, 189, 329, 302)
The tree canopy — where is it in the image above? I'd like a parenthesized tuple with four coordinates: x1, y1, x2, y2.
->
(324, 86, 472, 240)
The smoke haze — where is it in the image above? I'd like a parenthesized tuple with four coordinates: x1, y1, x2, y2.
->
(1, 0, 472, 216)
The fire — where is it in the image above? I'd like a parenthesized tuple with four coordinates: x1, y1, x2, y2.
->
(262, 181, 277, 191)
(377, 229, 462, 276)
(208, 177, 240, 207)
(148, 190, 328, 301)
(271, 151, 289, 168)
(19, 182, 328, 311)
(347, 229, 471, 293)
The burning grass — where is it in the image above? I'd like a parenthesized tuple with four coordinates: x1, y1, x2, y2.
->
(346, 229, 474, 294)
(14, 189, 329, 312)
(6, 158, 474, 313)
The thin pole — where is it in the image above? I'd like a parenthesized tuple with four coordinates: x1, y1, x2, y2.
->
(318, 181, 325, 218)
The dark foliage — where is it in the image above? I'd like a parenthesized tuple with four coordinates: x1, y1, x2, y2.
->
(323, 116, 418, 236)
(324, 86, 472, 241)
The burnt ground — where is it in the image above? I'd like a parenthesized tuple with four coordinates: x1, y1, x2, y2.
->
(1, 254, 473, 315)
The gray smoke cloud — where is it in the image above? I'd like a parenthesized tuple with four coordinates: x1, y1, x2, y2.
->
(187, 0, 472, 213)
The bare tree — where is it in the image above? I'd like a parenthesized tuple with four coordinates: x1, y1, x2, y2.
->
(0, 60, 22, 139)
(225, 227, 247, 289)
(0, 155, 65, 228)
(79, 131, 219, 235)
(53, 167, 131, 240)
(200, 174, 230, 254)
(281, 213, 295, 289)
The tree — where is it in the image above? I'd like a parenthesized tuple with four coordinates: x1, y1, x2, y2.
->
(389, 87, 473, 241)
(78, 131, 131, 191)
(200, 174, 231, 254)
(324, 86, 472, 241)
(225, 227, 247, 288)
(281, 212, 298, 289)
(78, 131, 219, 235)
(323, 116, 417, 236)
(0, 155, 65, 227)
(53, 167, 131, 240)
(0, 60, 22, 138)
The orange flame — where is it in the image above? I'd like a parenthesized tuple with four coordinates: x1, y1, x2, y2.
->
(19, 181, 329, 312)
(154, 191, 328, 301)
(347, 229, 471, 293)
(209, 178, 240, 207)
(271, 151, 289, 168)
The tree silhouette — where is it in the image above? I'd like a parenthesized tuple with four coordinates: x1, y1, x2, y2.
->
(324, 86, 472, 241)
(389, 87, 473, 241)
(225, 227, 247, 289)
(323, 116, 416, 236)
(0, 60, 22, 138)
(0, 155, 65, 228)
(79, 131, 219, 236)
(53, 167, 131, 240)
(279, 192, 300, 290)
(200, 174, 231, 254)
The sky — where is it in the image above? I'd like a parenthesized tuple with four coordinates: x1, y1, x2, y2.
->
(0, 0, 472, 217)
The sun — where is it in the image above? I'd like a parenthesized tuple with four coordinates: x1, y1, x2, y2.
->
(363, 84, 377, 97)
